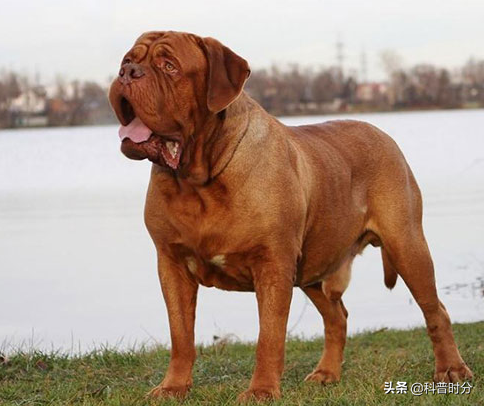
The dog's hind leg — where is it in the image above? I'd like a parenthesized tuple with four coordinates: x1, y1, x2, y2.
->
(370, 168, 473, 382)
(379, 229, 472, 382)
(302, 257, 352, 384)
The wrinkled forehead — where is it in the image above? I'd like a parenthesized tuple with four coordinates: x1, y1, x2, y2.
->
(128, 31, 206, 71)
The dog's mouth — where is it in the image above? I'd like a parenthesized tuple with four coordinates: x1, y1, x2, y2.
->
(116, 97, 182, 169)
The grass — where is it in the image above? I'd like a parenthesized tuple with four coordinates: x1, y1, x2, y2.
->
(1, 322, 482, 405)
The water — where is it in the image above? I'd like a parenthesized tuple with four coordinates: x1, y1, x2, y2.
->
(1, 109, 483, 353)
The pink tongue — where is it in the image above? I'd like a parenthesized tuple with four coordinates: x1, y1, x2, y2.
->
(118, 117, 152, 143)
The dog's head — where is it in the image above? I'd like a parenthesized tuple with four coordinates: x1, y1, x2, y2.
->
(109, 31, 250, 170)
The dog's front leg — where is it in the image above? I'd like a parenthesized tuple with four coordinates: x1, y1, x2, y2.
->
(149, 254, 198, 400)
(238, 265, 294, 402)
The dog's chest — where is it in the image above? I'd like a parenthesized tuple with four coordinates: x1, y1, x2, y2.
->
(172, 221, 264, 291)
(145, 178, 263, 291)
(181, 249, 257, 291)
(166, 239, 263, 291)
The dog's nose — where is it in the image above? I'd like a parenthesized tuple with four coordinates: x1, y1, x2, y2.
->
(118, 63, 145, 84)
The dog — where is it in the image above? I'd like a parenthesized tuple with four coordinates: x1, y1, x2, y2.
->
(109, 31, 473, 401)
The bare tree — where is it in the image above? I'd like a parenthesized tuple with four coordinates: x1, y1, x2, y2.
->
(0, 71, 21, 127)
(380, 50, 404, 106)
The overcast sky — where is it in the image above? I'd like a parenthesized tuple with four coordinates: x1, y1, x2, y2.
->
(1, 0, 483, 84)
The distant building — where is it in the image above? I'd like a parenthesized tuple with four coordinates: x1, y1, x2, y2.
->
(356, 82, 389, 103)
(10, 86, 48, 127)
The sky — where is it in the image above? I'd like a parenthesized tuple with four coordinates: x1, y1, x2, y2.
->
(1, 0, 483, 85)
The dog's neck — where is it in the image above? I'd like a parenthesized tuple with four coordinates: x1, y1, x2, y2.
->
(179, 92, 254, 185)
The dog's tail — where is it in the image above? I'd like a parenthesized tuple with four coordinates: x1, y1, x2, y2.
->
(381, 248, 398, 289)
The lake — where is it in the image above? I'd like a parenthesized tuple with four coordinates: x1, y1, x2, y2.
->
(1, 109, 483, 354)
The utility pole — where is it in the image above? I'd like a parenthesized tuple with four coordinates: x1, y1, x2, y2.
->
(360, 48, 368, 83)
(336, 35, 344, 77)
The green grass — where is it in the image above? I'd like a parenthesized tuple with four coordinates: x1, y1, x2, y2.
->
(1, 322, 482, 405)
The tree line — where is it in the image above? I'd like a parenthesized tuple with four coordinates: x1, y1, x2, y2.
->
(245, 55, 484, 115)
(0, 54, 483, 128)
(0, 73, 113, 128)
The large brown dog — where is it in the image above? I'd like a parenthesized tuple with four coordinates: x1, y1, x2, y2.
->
(109, 31, 473, 401)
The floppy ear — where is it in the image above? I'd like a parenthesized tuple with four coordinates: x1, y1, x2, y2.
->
(200, 37, 251, 113)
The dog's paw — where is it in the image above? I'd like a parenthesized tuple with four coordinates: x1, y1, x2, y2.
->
(304, 369, 340, 384)
(147, 383, 190, 400)
(237, 386, 281, 403)
(434, 363, 473, 383)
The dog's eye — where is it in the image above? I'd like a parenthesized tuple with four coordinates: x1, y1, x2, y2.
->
(165, 62, 176, 72)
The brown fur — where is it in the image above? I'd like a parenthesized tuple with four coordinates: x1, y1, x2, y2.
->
(109, 31, 472, 402)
